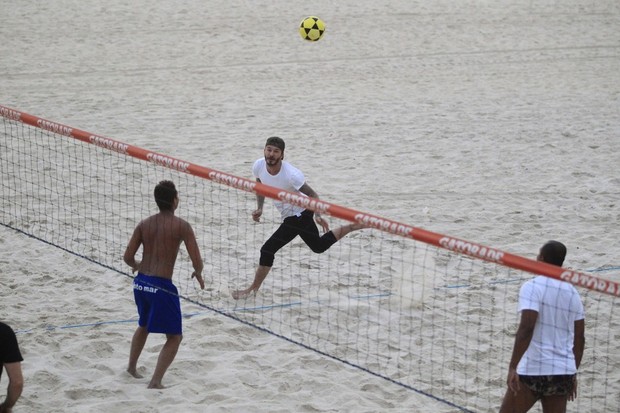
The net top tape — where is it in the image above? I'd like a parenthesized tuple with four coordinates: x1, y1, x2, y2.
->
(1, 104, 618, 297)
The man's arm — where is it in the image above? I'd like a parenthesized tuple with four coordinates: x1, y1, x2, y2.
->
(298, 182, 319, 199)
(252, 178, 265, 222)
(123, 224, 142, 272)
(569, 318, 585, 401)
(506, 309, 537, 393)
(298, 183, 329, 232)
(573, 318, 585, 369)
(183, 222, 205, 289)
(0, 362, 24, 413)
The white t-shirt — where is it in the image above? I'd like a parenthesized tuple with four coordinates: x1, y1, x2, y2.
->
(517, 276, 585, 375)
(253, 158, 306, 220)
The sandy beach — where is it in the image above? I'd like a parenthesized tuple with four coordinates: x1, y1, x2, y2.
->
(1, 0, 619, 412)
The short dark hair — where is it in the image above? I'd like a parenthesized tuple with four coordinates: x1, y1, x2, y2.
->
(265, 136, 285, 151)
(539, 240, 567, 266)
(154, 180, 177, 211)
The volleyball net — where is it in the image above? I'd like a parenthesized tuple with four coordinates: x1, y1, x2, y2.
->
(1, 105, 618, 412)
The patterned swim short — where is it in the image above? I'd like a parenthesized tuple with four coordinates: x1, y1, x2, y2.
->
(520, 374, 575, 398)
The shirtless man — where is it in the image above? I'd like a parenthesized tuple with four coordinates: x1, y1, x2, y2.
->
(123, 180, 204, 389)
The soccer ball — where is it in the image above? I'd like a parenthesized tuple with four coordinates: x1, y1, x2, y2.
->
(299, 16, 326, 42)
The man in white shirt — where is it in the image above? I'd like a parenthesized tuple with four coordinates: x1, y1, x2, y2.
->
(232, 137, 366, 299)
(500, 241, 585, 412)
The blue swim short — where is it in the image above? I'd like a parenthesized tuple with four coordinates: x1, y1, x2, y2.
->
(133, 273, 182, 335)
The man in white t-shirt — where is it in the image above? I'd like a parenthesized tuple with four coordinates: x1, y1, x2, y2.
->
(500, 241, 585, 413)
(232, 136, 366, 299)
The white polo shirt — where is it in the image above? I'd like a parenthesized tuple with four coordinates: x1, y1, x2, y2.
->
(517, 276, 585, 375)
(253, 158, 306, 220)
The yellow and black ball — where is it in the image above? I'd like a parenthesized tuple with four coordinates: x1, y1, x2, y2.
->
(299, 16, 326, 42)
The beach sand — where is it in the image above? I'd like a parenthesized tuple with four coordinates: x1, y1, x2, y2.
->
(1, 0, 619, 412)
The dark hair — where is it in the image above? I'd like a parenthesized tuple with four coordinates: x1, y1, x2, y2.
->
(154, 180, 177, 211)
(265, 136, 285, 151)
(539, 240, 567, 266)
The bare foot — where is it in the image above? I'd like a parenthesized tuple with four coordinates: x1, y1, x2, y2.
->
(127, 367, 144, 379)
(231, 288, 255, 300)
(352, 222, 372, 230)
(148, 381, 165, 389)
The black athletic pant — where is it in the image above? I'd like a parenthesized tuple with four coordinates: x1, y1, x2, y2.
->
(259, 209, 338, 267)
